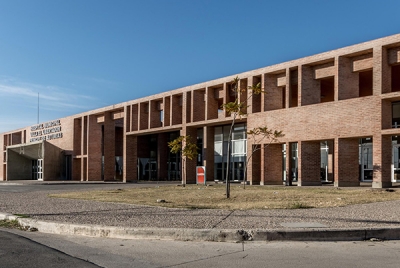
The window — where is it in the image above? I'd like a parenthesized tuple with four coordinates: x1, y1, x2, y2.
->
(392, 102, 400, 128)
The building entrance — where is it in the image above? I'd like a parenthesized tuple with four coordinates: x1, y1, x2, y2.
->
(320, 141, 329, 182)
(138, 158, 157, 181)
(359, 139, 373, 181)
(214, 124, 247, 182)
(32, 159, 43, 180)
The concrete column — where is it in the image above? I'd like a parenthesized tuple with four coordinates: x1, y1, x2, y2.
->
(203, 126, 214, 181)
(298, 141, 321, 186)
(87, 115, 102, 181)
(373, 135, 392, 188)
(334, 138, 360, 187)
(263, 144, 283, 185)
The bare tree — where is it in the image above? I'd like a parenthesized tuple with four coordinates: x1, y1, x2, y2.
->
(221, 76, 284, 197)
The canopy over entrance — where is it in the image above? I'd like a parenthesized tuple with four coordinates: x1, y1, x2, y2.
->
(6, 141, 63, 180)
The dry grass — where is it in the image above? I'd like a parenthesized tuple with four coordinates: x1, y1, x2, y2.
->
(49, 184, 400, 210)
(0, 219, 24, 229)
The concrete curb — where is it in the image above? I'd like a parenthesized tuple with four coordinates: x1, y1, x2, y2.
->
(0, 213, 19, 221)
(2, 213, 400, 242)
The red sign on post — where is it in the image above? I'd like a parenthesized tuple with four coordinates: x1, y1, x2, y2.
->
(196, 166, 206, 185)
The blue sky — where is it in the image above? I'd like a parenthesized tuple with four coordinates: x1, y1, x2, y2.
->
(0, 0, 399, 132)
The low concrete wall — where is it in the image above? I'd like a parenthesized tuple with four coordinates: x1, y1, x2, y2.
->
(7, 150, 31, 180)
(43, 142, 63, 181)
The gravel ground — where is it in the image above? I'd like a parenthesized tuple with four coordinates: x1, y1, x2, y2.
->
(1, 186, 400, 231)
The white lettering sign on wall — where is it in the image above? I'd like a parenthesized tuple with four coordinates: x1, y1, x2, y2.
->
(30, 119, 63, 142)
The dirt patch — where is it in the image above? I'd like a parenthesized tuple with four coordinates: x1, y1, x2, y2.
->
(49, 184, 400, 210)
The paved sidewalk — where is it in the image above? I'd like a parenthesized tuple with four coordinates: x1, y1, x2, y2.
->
(1, 181, 400, 242)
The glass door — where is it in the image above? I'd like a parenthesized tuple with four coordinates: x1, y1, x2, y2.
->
(214, 123, 247, 182)
(392, 144, 400, 182)
(290, 143, 298, 182)
(32, 159, 43, 180)
(360, 142, 373, 181)
(320, 141, 329, 182)
(37, 159, 43, 180)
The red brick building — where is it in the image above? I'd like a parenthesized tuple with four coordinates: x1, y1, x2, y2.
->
(2, 34, 400, 188)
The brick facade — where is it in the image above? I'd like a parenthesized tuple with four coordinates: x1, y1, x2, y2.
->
(2, 34, 400, 188)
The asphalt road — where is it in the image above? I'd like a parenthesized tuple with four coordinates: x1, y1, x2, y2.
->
(0, 229, 99, 267)
(2, 228, 400, 268)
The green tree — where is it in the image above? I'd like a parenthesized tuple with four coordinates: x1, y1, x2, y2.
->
(168, 135, 199, 186)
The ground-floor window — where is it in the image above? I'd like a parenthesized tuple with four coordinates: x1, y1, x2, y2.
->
(282, 143, 298, 183)
(320, 141, 329, 181)
(214, 123, 247, 181)
(392, 136, 400, 182)
(167, 150, 181, 181)
(359, 138, 373, 181)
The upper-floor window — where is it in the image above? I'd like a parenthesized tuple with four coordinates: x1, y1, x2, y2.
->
(392, 102, 400, 128)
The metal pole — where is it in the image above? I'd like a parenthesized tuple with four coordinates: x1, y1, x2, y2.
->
(37, 92, 39, 124)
